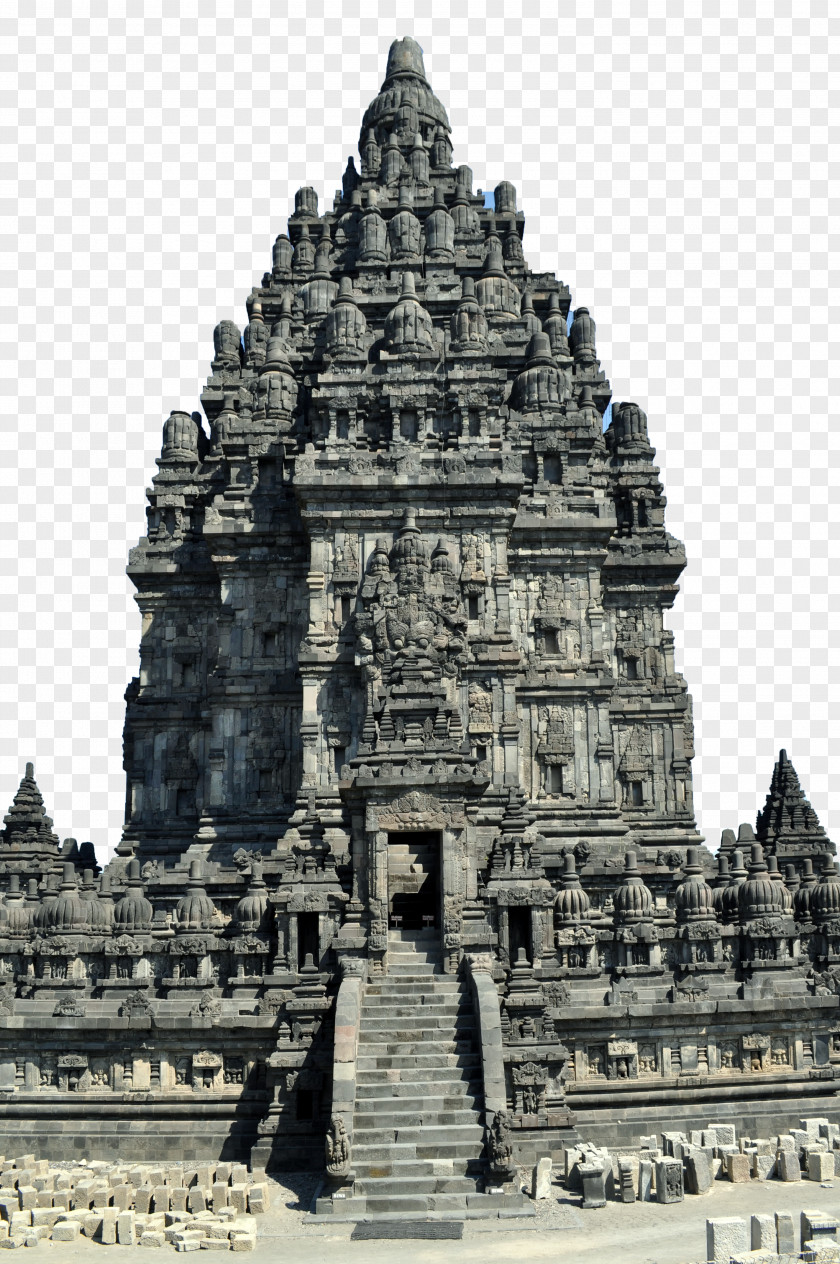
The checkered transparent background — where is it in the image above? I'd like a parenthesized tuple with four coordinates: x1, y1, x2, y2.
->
(1, 0, 837, 862)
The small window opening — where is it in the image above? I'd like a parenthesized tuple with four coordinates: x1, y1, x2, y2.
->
(546, 764, 564, 794)
(263, 632, 277, 657)
(176, 788, 196, 816)
(340, 595, 353, 623)
(476, 744, 488, 764)
(630, 782, 643, 807)
(334, 747, 346, 777)
(400, 410, 418, 441)
(625, 656, 638, 680)
(468, 595, 480, 620)
(296, 1089, 314, 1120)
(544, 629, 559, 654)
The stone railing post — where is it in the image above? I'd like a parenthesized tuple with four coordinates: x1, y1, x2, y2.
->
(461, 954, 506, 1117)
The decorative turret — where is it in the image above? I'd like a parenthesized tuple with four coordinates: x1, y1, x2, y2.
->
(711, 853, 731, 916)
(766, 854, 794, 915)
(520, 292, 541, 337)
(613, 851, 653, 925)
(755, 749, 832, 868)
(794, 857, 819, 921)
(212, 321, 242, 370)
(44, 862, 89, 935)
(509, 333, 568, 413)
(475, 233, 519, 318)
(542, 291, 571, 361)
(388, 186, 422, 260)
(720, 848, 749, 922)
(357, 189, 387, 263)
(449, 276, 488, 354)
(450, 183, 480, 238)
(738, 843, 785, 922)
(494, 181, 517, 214)
(431, 126, 452, 169)
(359, 36, 451, 162)
(160, 411, 203, 466)
(811, 858, 840, 923)
(1, 763, 60, 860)
(568, 306, 597, 366)
(272, 233, 293, 277)
(325, 277, 367, 358)
(674, 847, 716, 923)
(383, 272, 436, 357)
(174, 860, 216, 932)
(233, 857, 270, 934)
(409, 133, 430, 185)
(113, 859, 153, 934)
(292, 186, 319, 219)
(292, 222, 315, 271)
(553, 854, 591, 925)
(3, 874, 30, 936)
(424, 188, 455, 260)
(298, 235, 338, 323)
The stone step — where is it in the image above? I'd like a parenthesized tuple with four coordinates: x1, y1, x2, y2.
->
(357, 1051, 480, 1071)
(360, 1001, 468, 1018)
(357, 1060, 475, 1079)
(353, 1158, 484, 1179)
(354, 1175, 479, 1197)
(355, 1082, 480, 1102)
(354, 1140, 483, 1162)
(351, 1132, 482, 1152)
(361, 1193, 473, 1215)
(366, 978, 460, 992)
(359, 1015, 476, 1032)
(354, 1109, 480, 1130)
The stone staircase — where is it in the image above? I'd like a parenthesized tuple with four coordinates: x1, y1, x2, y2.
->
(331, 931, 531, 1220)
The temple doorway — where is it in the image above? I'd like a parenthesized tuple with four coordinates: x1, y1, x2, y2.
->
(387, 832, 440, 931)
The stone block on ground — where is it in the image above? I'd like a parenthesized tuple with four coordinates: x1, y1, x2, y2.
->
(187, 1187, 206, 1213)
(117, 1211, 136, 1245)
(246, 1185, 267, 1215)
(751, 1214, 776, 1251)
(230, 1229, 256, 1252)
(211, 1181, 229, 1209)
(579, 1161, 606, 1209)
(753, 1155, 776, 1181)
(229, 1184, 248, 1214)
(809, 1151, 834, 1182)
(655, 1159, 683, 1204)
(802, 1210, 839, 1240)
(100, 1207, 117, 1244)
(776, 1211, 796, 1253)
(706, 1125, 737, 1147)
(52, 1221, 81, 1242)
(531, 1157, 552, 1200)
(171, 1187, 189, 1212)
(776, 1149, 801, 1182)
(726, 1153, 751, 1183)
(139, 1229, 166, 1247)
(637, 1159, 652, 1202)
(707, 1217, 749, 1264)
(685, 1152, 712, 1195)
(617, 1157, 635, 1203)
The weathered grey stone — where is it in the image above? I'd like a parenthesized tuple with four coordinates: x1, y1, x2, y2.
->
(0, 35, 838, 1227)
(637, 1159, 652, 1202)
(776, 1212, 796, 1253)
(685, 1152, 712, 1194)
(776, 1149, 801, 1182)
(727, 1153, 751, 1183)
(655, 1160, 683, 1204)
(530, 1158, 552, 1200)
(752, 1214, 776, 1251)
(809, 1151, 835, 1182)
(707, 1218, 749, 1264)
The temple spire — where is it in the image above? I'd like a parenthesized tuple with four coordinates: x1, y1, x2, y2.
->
(755, 748, 832, 869)
(1, 762, 60, 858)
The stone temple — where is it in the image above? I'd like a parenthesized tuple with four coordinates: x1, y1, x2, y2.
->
(1, 36, 839, 1217)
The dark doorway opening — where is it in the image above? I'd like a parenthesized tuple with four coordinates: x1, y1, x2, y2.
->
(297, 912, 319, 969)
(508, 905, 532, 964)
(387, 832, 440, 931)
